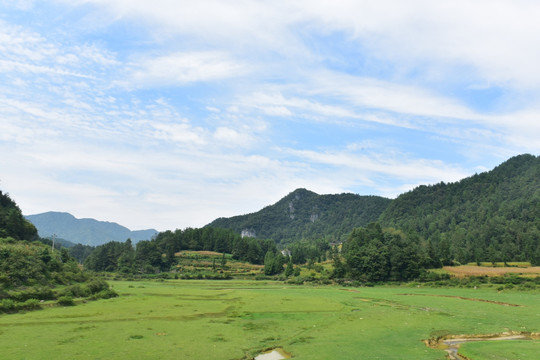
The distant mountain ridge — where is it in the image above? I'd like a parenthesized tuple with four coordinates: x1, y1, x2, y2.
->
(25, 212, 157, 246)
(208, 188, 392, 243)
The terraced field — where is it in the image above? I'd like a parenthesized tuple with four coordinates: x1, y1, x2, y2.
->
(0, 280, 538, 359)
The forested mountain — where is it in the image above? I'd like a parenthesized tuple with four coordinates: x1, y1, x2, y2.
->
(207, 155, 539, 265)
(25, 211, 157, 246)
(208, 188, 391, 244)
(378, 154, 540, 265)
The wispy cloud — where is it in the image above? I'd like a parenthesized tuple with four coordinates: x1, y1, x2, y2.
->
(1, 1, 539, 230)
(125, 51, 248, 88)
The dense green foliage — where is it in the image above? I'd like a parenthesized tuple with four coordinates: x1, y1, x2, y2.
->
(341, 223, 435, 282)
(208, 188, 391, 243)
(83, 227, 278, 273)
(0, 190, 116, 313)
(0, 238, 84, 289)
(0, 191, 38, 240)
(379, 154, 540, 265)
(68, 243, 95, 263)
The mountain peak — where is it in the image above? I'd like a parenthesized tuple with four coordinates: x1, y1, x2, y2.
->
(25, 212, 157, 246)
(208, 189, 391, 243)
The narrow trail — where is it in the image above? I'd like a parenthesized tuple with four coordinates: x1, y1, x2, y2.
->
(399, 293, 523, 307)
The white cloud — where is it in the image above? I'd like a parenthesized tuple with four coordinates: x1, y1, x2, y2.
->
(299, 0, 540, 89)
(126, 51, 247, 87)
(213, 127, 243, 144)
(1, 1, 539, 232)
(287, 148, 468, 186)
(66, 1, 540, 90)
(151, 122, 207, 146)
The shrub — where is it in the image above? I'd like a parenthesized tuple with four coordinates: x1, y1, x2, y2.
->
(20, 298, 41, 310)
(504, 275, 524, 285)
(57, 296, 75, 306)
(58, 284, 91, 298)
(86, 279, 109, 294)
(90, 289, 118, 300)
(0, 298, 15, 312)
(517, 282, 536, 290)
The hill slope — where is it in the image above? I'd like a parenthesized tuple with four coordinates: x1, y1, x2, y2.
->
(25, 212, 157, 246)
(378, 154, 540, 264)
(0, 191, 38, 241)
(208, 188, 391, 243)
(1, 190, 118, 313)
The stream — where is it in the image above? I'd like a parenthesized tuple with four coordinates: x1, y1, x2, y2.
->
(426, 333, 537, 360)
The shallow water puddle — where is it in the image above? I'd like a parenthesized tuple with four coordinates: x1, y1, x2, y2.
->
(254, 348, 291, 360)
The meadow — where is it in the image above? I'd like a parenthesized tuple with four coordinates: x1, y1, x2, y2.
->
(0, 280, 538, 360)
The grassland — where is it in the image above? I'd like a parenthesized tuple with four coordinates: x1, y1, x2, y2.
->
(0, 280, 538, 359)
(443, 265, 540, 278)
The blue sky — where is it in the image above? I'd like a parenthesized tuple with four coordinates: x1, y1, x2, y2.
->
(1, 0, 539, 231)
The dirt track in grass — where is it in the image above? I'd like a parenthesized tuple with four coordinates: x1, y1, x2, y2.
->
(398, 293, 523, 307)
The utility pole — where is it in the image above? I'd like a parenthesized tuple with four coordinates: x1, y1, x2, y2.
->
(52, 234, 56, 251)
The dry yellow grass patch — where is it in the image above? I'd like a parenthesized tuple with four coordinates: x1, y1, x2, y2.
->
(444, 265, 540, 277)
(175, 250, 223, 257)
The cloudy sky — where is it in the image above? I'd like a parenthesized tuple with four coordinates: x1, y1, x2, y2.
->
(1, 1, 539, 231)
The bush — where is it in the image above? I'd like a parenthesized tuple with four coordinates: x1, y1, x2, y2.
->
(20, 298, 41, 310)
(0, 298, 15, 312)
(504, 275, 524, 285)
(58, 284, 91, 298)
(86, 279, 109, 294)
(90, 289, 118, 300)
(57, 296, 75, 306)
(517, 282, 536, 290)
(7, 287, 55, 302)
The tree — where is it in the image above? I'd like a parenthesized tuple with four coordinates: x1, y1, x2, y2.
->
(284, 256, 294, 277)
(221, 253, 227, 270)
(264, 251, 275, 275)
(330, 252, 346, 279)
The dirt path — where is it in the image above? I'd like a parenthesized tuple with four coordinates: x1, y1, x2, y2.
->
(399, 293, 523, 307)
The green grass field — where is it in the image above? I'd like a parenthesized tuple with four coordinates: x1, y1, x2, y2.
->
(0, 280, 538, 359)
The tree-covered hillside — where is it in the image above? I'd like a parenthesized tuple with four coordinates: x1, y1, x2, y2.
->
(0, 190, 116, 313)
(0, 191, 38, 241)
(378, 154, 540, 265)
(208, 188, 391, 244)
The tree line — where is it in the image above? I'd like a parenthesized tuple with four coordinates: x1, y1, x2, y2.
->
(338, 223, 439, 282)
(82, 227, 279, 273)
